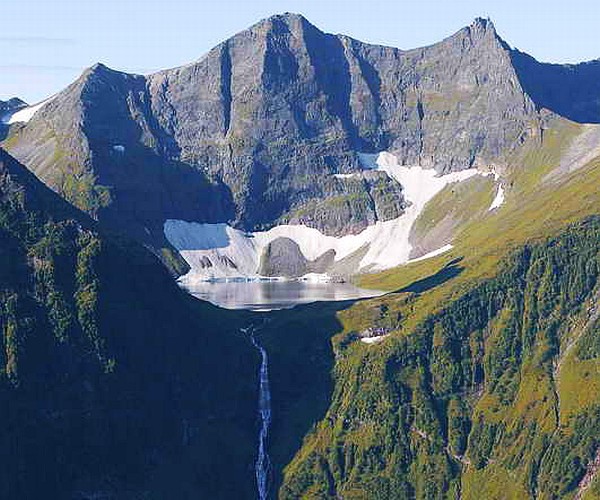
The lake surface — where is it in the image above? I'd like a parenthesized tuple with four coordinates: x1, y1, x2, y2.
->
(183, 280, 383, 311)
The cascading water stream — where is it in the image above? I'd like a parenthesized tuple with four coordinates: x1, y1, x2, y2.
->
(243, 325, 272, 499)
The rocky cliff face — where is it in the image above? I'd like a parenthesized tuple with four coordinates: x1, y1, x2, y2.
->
(511, 50, 600, 124)
(1, 15, 542, 261)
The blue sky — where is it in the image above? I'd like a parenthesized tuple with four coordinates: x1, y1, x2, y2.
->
(2, 0, 599, 103)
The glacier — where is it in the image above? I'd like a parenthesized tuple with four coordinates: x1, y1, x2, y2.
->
(165, 152, 484, 282)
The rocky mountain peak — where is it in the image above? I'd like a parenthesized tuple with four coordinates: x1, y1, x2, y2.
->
(448, 16, 506, 52)
(231, 11, 315, 44)
(0, 13, 547, 258)
(470, 16, 496, 34)
(3, 97, 27, 108)
(253, 12, 311, 30)
(79, 62, 130, 84)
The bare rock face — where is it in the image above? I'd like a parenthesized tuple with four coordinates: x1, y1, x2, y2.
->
(511, 50, 600, 124)
(2, 14, 547, 263)
(258, 237, 336, 277)
(259, 237, 310, 277)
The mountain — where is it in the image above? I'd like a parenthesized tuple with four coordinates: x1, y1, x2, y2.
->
(0, 98, 26, 138)
(0, 98, 26, 120)
(511, 50, 600, 124)
(4, 12, 600, 500)
(1, 14, 553, 274)
(256, 111, 600, 497)
(0, 148, 257, 498)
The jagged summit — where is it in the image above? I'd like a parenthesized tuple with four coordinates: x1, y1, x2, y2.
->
(4, 12, 600, 275)
(260, 11, 309, 24)
(471, 16, 495, 31)
(89, 62, 110, 72)
(439, 16, 506, 51)
(1, 11, 538, 252)
(220, 11, 316, 43)
(467, 16, 500, 40)
(79, 62, 138, 81)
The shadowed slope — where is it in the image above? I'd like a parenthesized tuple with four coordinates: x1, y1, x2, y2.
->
(0, 149, 257, 499)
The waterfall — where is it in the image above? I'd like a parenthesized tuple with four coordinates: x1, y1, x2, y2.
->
(244, 325, 272, 499)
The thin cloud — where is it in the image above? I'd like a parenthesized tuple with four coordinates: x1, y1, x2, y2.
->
(0, 36, 76, 45)
(0, 64, 84, 72)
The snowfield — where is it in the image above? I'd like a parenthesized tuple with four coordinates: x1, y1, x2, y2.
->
(489, 184, 505, 211)
(3, 98, 53, 124)
(165, 152, 483, 282)
(361, 335, 389, 345)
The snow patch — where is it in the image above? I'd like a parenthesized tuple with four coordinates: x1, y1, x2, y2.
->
(165, 152, 483, 282)
(489, 185, 505, 211)
(4, 98, 52, 124)
(299, 273, 332, 283)
(333, 173, 359, 179)
(361, 335, 389, 344)
(407, 244, 454, 264)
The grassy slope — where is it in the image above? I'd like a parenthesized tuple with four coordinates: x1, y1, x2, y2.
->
(359, 117, 587, 329)
(269, 117, 600, 498)
(409, 174, 496, 256)
(281, 217, 600, 500)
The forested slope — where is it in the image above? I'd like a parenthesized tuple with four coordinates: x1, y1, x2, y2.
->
(278, 217, 600, 499)
(0, 149, 257, 499)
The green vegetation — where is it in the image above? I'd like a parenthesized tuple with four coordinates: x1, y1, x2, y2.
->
(54, 161, 112, 216)
(359, 119, 594, 324)
(279, 216, 600, 499)
(263, 120, 600, 499)
(411, 174, 495, 244)
(159, 245, 192, 276)
(4, 107, 600, 499)
(0, 150, 258, 499)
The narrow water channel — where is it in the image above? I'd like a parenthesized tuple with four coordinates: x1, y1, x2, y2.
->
(244, 325, 272, 499)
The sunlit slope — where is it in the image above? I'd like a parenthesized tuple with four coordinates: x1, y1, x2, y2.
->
(362, 117, 595, 294)
(280, 204, 600, 500)
(350, 117, 597, 348)
(272, 116, 600, 499)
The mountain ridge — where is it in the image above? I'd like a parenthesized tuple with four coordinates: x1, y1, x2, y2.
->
(5, 15, 533, 245)
(1, 14, 598, 276)
(4, 13, 600, 500)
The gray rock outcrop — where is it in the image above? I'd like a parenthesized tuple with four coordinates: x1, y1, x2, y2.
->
(258, 237, 336, 277)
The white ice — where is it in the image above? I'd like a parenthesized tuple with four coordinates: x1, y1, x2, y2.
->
(489, 185, 505, 211)
(165, 152, 482, 282)
(298, 273, 332, 283)
(407, 244, 454, 264)
(333, 173, 359, 179)
(361, 335, 389, 344)
(4, 99, 52, 124)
